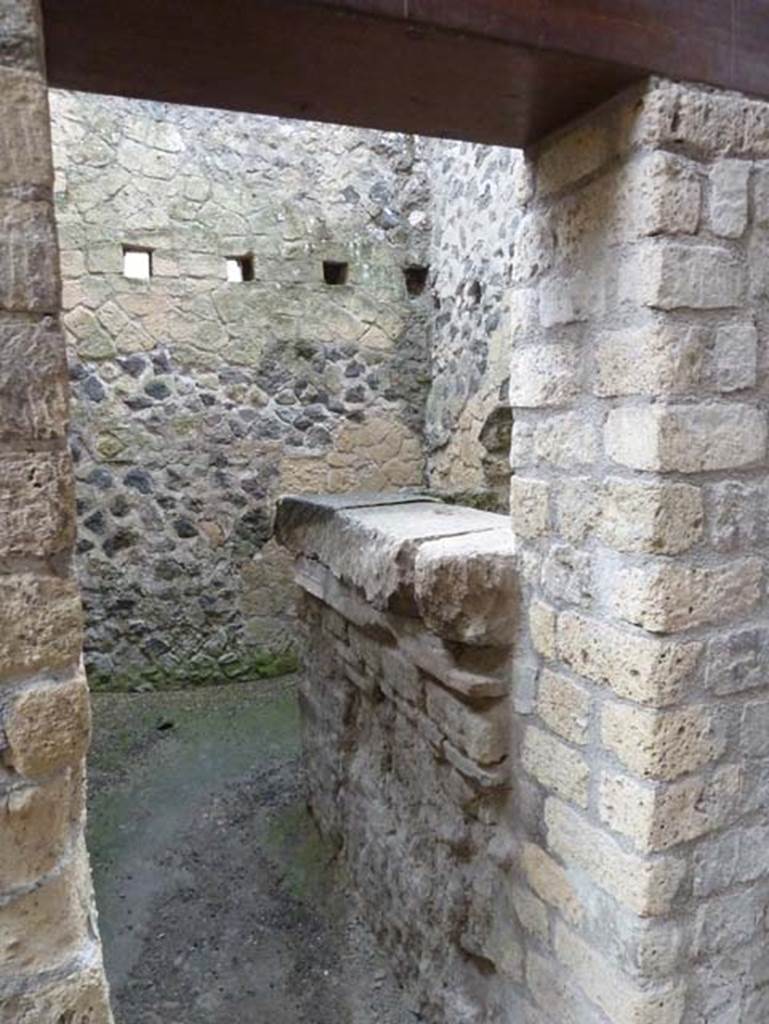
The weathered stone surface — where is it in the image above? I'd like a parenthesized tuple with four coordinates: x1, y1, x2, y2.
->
(0, 959, 113, 1024)
(0, 197, 59, 312)
(522, 725, 590, 807)
(521, 842, 582, 924)
(605, 404, 767, 472)
(536, 668, 590, 745)
(512, 412, 600, 468)
(0, 574, 82, 680)
(554, 923, 686, 1024)
(2, 670, 91, 777)
(612, 558, 762, 633)
(510, 476, 550, 540)
(508, 343, 581, 406)
(594, 322, 758, 397)
(709, 160, 750, 238)
(0, 0, 43, 72)
(0, 69, 51, 186)
(414, 528, 517, 645)
(601, 703, 725, 781)
(0, 316, 69, 440)
(599, 479, 703, 555)
(0, 770, 82, 891)
(546, 798, 686, 916)
(599, 765, 740, 852)
(425, 684, 507, 765)
(278, 495, 506, 609)
(0, 452, 75, 558)
(0, 845, 93, 977)
(557, 611, 702, 706)
(620, 242, 745, 310)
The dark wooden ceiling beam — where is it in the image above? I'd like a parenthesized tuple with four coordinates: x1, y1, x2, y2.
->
(41, 0, 769, 148)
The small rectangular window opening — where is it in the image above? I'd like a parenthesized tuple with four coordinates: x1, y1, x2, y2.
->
(123, 247, 152, 281)
(226, 255, 254, 283)
(323, 260, 348, 285)
(404, 265, 429, 296)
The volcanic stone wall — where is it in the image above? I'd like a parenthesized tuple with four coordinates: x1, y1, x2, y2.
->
(49, 90, 434, 687)
(422, 138, 524, 508)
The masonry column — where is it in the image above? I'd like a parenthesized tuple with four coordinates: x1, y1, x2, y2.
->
(510, 77, 769, 1022)
(0, 2, 112, 1020)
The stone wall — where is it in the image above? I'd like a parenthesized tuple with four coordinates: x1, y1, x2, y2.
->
(276, 494, 518, 1023)
(509, 78, 769, 1023)
(422, 138, 524, 507)
(0, 2, 111, 1021)
(49, 90, 434, 686)
(282, 78, 769, 1024)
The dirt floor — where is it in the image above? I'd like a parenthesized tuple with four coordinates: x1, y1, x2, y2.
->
(87, 676, 420, 1024)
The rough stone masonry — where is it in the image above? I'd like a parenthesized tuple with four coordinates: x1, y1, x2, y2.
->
(281, 78, 769, 1024)
(0, 1, 113, 1021)
(2, 0, 769, 1019)
(48, 89, 520, 689)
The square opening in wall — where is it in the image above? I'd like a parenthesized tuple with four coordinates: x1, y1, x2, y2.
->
(226, 255, 254, 283)
(123, 247, 152, 281)
(323, 260, 349, 285)
(404, 265, 429, 296)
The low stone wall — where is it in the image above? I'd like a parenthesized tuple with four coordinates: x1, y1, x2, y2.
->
(276, 493, 520, 1022)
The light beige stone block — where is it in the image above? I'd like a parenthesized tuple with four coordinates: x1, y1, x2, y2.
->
(3, 671, 91, 777)
(0, 452, 75, 558)
(599, 765, 740, 852)
(527, 949, 603, 1024)
(709, 159, 750, 237)
(510, 476, 550, 539)
(620, 242, 745, 310)
(529, 600, 556, 660)
(554, 922, 686, 1024)
(0, 770, 81, 892)
(613, 558, 762, 633)
(414, 528, 517, 646)
(512, 413, 599, 468)
(537, 669, 590, 745)
(601, 702, 725, 781)
(605, 404, 767, 472)
(599, 479, 703, 555)
(509, 344, 581, 406)
(546, 798, 686, 917)
(521, 842, 582, 925)
(0, 574, 82, 680)
(557, 611, 702, 707)
(522, 725, 590, 807)
(0, 848, 92, 976)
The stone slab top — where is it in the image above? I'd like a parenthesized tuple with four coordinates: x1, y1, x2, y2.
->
(276, 493, 517, 644)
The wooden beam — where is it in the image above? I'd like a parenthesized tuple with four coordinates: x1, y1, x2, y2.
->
(41, 0, 769, 148)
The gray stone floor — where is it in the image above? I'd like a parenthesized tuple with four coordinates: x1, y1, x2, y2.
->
(88, 677, 419, 1024)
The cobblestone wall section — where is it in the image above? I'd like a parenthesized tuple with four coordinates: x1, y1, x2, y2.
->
(50, 91, 433, 686)
(510, 77, 769, 1023)
(422, 139, 523, 506)
(276, 494, 519, 1023)
(0, 3, 111, 1021)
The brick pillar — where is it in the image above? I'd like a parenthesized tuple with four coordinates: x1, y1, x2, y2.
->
(0, 2, 112, 1020)
(510, 77, 769, 1022)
